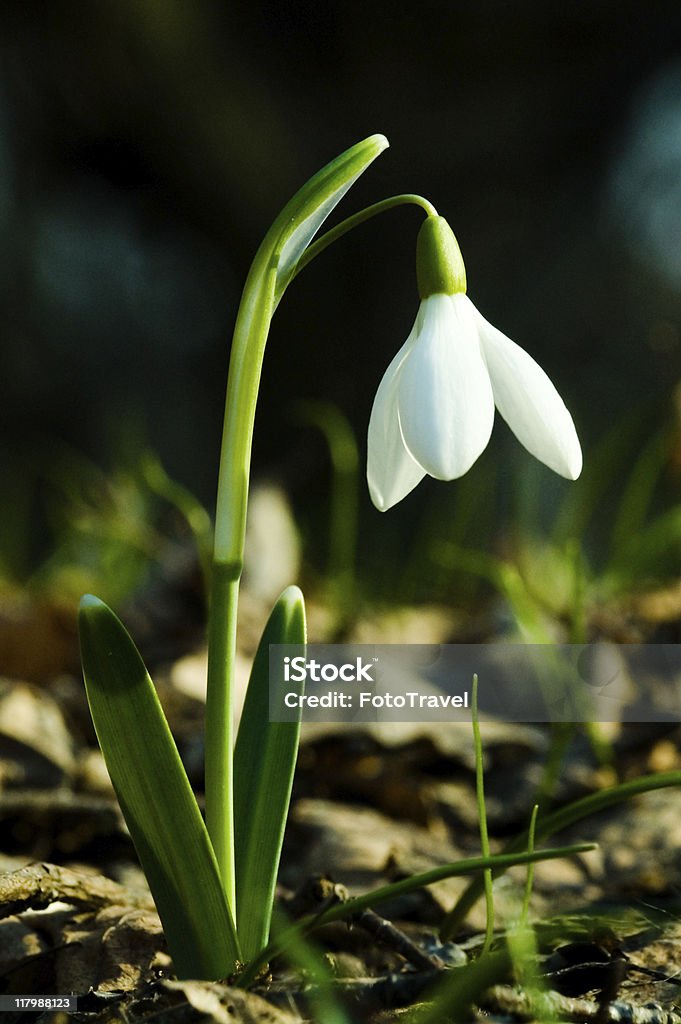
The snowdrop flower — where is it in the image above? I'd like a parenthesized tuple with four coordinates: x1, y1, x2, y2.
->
(367, 216, 582, 511)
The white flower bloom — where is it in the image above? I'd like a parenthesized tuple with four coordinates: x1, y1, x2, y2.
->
(367, 272, 582, 512)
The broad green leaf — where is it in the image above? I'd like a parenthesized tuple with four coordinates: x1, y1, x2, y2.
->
(78, 595, 240, 979)
(233, 586, 306, 960)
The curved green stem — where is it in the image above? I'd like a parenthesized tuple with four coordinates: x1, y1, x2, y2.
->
(293, 194, 437, 278)
(207, 192, 425, 899)
(206, 259, 277, 912)
(205, 135, 389, 913)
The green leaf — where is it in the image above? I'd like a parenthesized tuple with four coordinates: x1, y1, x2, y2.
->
(78, 595, 240, 980)
(233, 586, 306, 960)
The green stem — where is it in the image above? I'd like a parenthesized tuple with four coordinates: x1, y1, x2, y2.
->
(293, 194, 437, 278)
(206, 258, 277, 912)
(204, 156, 429, 913)
(205, 565, 241, 910)
(213, 263, 277, 568)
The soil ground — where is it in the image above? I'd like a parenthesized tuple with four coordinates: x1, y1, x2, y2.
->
(2, 584, 681, 1023)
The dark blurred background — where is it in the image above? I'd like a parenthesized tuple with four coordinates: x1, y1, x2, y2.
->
(1, 0, 681, 594)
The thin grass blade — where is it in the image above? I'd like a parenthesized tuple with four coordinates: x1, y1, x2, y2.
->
(236, 839, 595, 988)
(440, 767, 681, 939)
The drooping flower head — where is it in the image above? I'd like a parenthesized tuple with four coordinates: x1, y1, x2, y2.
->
(367, 215, 582, 511)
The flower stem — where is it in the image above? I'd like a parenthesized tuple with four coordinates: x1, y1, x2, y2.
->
(293, 194, 437, 278)
(206, 257, 277, 912)
(204, 145, 423, 915)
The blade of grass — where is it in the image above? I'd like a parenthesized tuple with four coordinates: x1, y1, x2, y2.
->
(269, 907, 352, 1024)
(78, 595, 240, 980)
(233, 586, 306, 960)
(139, 450, 214, 597)
(520, 804, 539, 928)
(552, 410, 652, 544)
(406, 947, 511, 1024)
(235, 840, 596, 988)
(472, 675, 494, 955)
(440, 768, 681, 940)
(294, 401, 359, 624)
(607, 430, 670, 569)
(606, 504, 681, 587)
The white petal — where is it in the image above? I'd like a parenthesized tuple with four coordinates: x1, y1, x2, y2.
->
(474, 301, 582, 480)
(367, 323, 426, 511)
(397, 294, 494, 480)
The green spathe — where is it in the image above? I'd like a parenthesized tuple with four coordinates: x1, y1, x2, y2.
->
(416, 215, 466, 299)
(271, 133, 389, 302)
